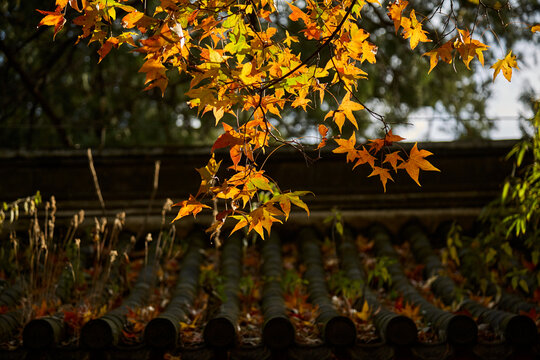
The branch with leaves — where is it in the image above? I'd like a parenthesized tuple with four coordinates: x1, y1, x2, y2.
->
(36, 0, 540, 239)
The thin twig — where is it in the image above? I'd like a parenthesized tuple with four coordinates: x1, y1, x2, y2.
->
(139, 160, 161, 240)
(87, 148, 106, 216)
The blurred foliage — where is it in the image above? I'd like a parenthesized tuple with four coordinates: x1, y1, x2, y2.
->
(448, 103, 540, 293)
(0, 0, 538, 149)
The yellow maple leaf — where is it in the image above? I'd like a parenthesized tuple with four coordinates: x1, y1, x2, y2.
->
(490, 50, 519, 82)
(397, 302, 421, 321)
(398, 143, 440, 186)
(337, 93, 364, 131)
(333, 132, 358, 163)
(283, 30, 299, 47)
(195, 154, 222, 197)
(355, 300, 371, 321)
(400, 10, 431, 50)
(368, 166, 393, 192)
(454, 29, 489, 69)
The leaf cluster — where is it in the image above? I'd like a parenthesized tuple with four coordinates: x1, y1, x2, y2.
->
(33, 0, 540, 238)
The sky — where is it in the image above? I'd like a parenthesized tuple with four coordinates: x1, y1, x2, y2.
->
(395, 44, 540, 142)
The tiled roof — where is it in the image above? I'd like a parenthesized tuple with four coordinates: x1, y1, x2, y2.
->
(0, 141, 538, 359)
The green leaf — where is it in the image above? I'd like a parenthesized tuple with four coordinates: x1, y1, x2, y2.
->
(335, 222, 344, 236)
(519, 279, 529, 293)
(250, 177, 273, 191)
(501, 242, 512, 256)
(485, 248, 497, 264)
(501, 181, 510, 202)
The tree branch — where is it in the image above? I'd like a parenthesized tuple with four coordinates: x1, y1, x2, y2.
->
(261, 0, 358, 91)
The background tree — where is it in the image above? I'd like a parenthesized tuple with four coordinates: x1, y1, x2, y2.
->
(1, 0, 538, 150)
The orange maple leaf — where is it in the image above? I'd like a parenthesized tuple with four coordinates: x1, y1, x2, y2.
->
(353, 146, 376, 169)
(491, 50, 519, 82)
(387, 0, 409, 34)
(383, 151, 404, 172)
(288, 3, 310, 24)
(333, 133, 358, 163)
(384, 129, 405, 145)
(316, 124, 329, 150)
(368, 166, 393, 192)
(397, 143, 440, 186)
(138, 58, 168, 96)
(122, 11, 145, 29)
(172, 195, 211, 222)
(37, 7, 66, 39)
(211, 123, 246, 168)
(368, 138, 385, 153)
(98, 37, 119, 62)
(422, 40, 454, 73)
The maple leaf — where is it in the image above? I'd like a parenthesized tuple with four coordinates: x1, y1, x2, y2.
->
(333, 133, 358, 163)
(216, 122, 242, 147)
(37, 7, 66, 39)
(387, 0, 409, 34)
(73, 8, 99, 40)
(368, 138, 385, 153)
(491, 50, 519, 82)
(368, 166, 393, 192)
(336, 93, 364, 131)
(230, 205, 283, 240)
(291, 97, 311, 111)
(397, 143, 440, 186)
(98, 37, 119, 62)
(353, 146, 376, 169)
(284, 30, 299, 47)
(383, 151, 404, 172)
(171, 195, 211, 222)
(400, 10, 431, 50)
(396, 301, 421, 321)
(355, 301, 371, 321)
(532, 25, 540, 33)
(288, 3, 310, 24)
(247, 173, 274, 192)
(454, 29, 489, 69)
(316, 124, 329, 150)
(195, 154, 222, 197)
(422, 40, 454, 73)
(122, 11, 145, 29)
(269, 191, 311, 220)
(384, 129, 405, 145)
(239, 62, 258, 85)
(138, 58, 168, 96)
